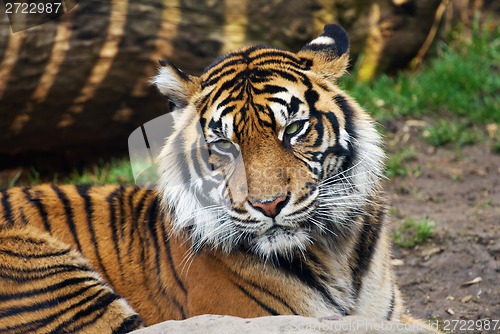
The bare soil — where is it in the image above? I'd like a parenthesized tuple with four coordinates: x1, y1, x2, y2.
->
(384, 122, 500, 333)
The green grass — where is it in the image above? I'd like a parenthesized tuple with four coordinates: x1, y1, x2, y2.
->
(342, 20, 500, 122)
(422, 120, 481, 147)
(493, 141, 500, 154)
(385, 147, 416, 178)
(3, 158, 134, 188)
(340, 18, 500, 148)
(65, 159, 135, 185)
(393, 217, 436, 248)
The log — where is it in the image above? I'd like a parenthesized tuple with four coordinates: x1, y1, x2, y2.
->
(0, 0, 481, 159)
(129, 314, 437, 334)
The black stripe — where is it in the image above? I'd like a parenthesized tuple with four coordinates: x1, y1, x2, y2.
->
(267, 97, 287, 106)
(76, 185, 113, 285)
(0, 270, 91, 284)
(139, 195, 168, 308)
(54, 291, 121, 333)
(238, 278, 298, 315)
(202, 66, 239, 88)
(146, 196, 162, 280)
(162, 215, 188, 296)
(276, 254, 349, 316)
(133, 190, 149, 220)
(232, 281, 279, 315)
(208, 74, 244, 108)
(126, 187, 143, 240)
(0, 264, 94, 283)
(118, 186, 134, 240)
(254, 68, 298, 83)
(189, 136, 205, 179)
(209, 255, 298, 315)
(128, 189, 149, 262)
(304, 84, 319, 114)
(0, 263, 91, 275)
(172, 297, 187, 320)
(142, 207, 187, 322)
(0, 235, 48, 245)
(157, 213, 188, 320)
(0, 320, 40, 334)
(247, 49, 303, 66)
(288, 96, 302, 117)
(10, 288, 108, 333)
(112, 315, 143, 334)
(0, 282, 102, 319)
(0, 190, 14, 226)
(251, 57, 304, 68)
(351, 211, 384, 299)
(333, 95, 356, 138)
(324, 111, 341, 146)
(262, 84, 289, 95)
(333, 95, 357, 172)
(294, 185, 315, 206)
(0, 276, 94, 299)
(0, 248, 70, 259)
(51, 185, 82, 252)
(106, 186, 125, 274)
(22, 187, 51, 232)
(386, 288, 395, 320)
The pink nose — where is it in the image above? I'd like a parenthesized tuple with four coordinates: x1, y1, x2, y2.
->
(250, 196, 287, 218)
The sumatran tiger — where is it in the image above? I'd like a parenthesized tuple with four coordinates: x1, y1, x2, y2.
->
(0, 24, 432, 333)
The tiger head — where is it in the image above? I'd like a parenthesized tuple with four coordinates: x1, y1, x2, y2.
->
(153, 25, 385, 259)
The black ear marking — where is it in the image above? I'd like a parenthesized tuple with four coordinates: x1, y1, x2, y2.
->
(323, 24, 349, 56)
(301, 24, 350, 57)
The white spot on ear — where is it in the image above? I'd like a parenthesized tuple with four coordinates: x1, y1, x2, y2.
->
(309, 36, 335, 46)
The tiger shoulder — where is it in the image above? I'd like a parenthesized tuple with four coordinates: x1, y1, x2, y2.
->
(0, 24, 439, 333)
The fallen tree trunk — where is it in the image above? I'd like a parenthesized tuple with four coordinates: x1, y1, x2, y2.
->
(0, 0, 486, 159)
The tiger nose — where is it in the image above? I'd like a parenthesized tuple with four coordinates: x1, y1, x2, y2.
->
(250, 195, 288, 218)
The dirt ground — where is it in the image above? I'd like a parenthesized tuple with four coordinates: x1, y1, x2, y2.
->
(383, 122, 500, 333)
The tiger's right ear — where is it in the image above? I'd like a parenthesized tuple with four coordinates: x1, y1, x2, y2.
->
(152, 60, 199, 110)
(298, 24, 350, 81)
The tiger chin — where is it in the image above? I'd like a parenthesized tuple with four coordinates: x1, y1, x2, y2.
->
(0, 24, 437, 333)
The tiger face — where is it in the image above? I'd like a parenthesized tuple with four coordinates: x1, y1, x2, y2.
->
(154, 25, 384, 259)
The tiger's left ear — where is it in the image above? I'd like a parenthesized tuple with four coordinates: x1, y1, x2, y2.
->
(298, 24, 350, 81)
(152, 60, 200, 111)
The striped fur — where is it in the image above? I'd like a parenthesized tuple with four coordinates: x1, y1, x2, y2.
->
(0, 24, 434, 333)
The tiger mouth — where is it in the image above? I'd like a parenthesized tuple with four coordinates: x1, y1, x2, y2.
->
(266, 225, 282, 233)
(263, 224, 290, 236)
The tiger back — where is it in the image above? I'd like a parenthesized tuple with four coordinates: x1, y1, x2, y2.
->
(0, 24, 435, 333)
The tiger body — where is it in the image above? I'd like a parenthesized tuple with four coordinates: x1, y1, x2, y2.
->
(0, 25, 422, 333)
(0, 185, 399, 329)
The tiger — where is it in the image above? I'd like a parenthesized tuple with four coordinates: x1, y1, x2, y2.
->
(0, 24, 434, 333)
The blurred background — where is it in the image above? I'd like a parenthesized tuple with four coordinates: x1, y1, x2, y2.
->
(0, 0, 499, 329)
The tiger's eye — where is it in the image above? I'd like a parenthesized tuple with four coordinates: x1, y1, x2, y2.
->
(285, 122, 301, 136)
(214, 140, 233, 151)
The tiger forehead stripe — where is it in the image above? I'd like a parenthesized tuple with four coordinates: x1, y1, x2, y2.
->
(202, 46, 309, 82)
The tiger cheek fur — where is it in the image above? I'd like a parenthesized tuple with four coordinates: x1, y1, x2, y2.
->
(0, 24, 439, 333)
